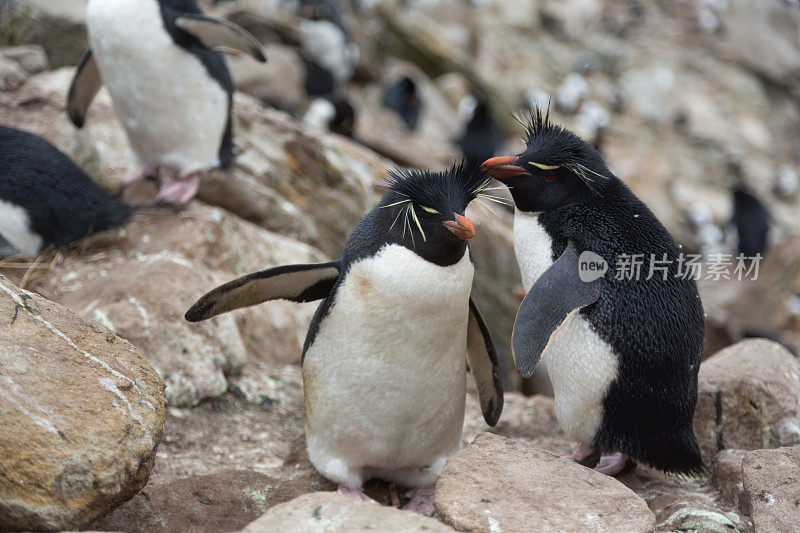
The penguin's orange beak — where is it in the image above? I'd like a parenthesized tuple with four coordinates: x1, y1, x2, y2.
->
(442, 213, 475, 240)
(481, 156, 532, 179)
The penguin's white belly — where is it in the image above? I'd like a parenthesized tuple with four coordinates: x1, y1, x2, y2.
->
(0, 200, 42, 256)
(303, 245, 472, 488)
(86, 0, 228, 175)
(514, 209, 618, 443)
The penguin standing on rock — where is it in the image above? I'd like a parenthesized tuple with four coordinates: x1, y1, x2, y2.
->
(482, 108, 705, 476)
(0, 126, 132, 257)
(67, 0, 266, 206)
(383, 76, 422, 131)
(186, 160, 503, 513)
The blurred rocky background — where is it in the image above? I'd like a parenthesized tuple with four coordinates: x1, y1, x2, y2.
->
(1, 0, 799, 531)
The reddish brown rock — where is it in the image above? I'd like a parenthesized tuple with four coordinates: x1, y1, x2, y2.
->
(0, 276, 166, 530)
(694, 339, 800, 460)
(434, 433, 656, 532)
(92, 470, 332, 532)
(742, 447, 800, 533)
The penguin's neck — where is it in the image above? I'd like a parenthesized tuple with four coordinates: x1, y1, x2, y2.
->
(513, 208, 556, 291)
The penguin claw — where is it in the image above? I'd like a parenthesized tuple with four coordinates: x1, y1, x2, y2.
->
(337, 485, 378, 504)
(401, 486, 435, 516)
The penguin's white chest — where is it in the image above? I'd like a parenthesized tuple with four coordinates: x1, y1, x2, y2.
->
(513, 209, 618, 444)
(303, 245, 472, 487)
(86, 0, 228, 175)
(0, 200, 42, 256)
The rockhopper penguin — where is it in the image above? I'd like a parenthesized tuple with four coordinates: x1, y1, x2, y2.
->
(67, 0, 266, 206)
(0, 126, 132, 257)
(482, 108, 705, 476)
(185, 160, 504, 512)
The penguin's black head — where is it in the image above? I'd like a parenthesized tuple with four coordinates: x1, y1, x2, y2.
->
(374, 159, 497, 264)
(481, 107, 612, 213)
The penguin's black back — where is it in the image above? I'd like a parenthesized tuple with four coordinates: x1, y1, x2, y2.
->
(457, 101, 502, 162)
(540, 178, 705, 474)
(731, 188, 770, 257)
(0, 126, 132, 251)
(158, 0, 234, 169)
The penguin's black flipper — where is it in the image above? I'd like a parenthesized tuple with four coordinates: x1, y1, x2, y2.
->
(467, 298, 504, 426)
(174, 14, 266, 62)
(512, 241, 603, 378)
(67, 49, 102, 128)
(185, 261, 340, 322)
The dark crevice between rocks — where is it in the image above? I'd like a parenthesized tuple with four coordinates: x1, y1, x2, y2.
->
(715, 390, 724, 451)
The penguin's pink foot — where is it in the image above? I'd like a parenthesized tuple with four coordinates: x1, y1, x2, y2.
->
(401, 486, 435, 516)
(156, 173, 201, 206)
(337, 485, 378, 504)
(565, 442, 596, 462)
(594, 452, 627, 476)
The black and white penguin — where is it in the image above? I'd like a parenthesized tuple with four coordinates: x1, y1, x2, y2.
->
(67, 0, 265, 206)
(302, 93, 356, 137)
(0, 126, 132, 257)
(730, 187, 770, 258)
(382, 76, 422, 131)
(185, 160, 503, 512)
(298, 0, 358, 95)
(482, 108, 705, 476)
(456, 94, 503, 163)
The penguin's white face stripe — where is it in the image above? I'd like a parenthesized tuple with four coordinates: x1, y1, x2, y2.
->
(303, 245, 473, 487)
(513, 208, 618, 444)
(86, 0, 228, 176)
(0, 200, 42, 256)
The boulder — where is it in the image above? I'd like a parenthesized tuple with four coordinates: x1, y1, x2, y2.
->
(240, 492, 455, 533)
(16, 0, 88, 68)
(620, 465, 742, 532)
(711, 449, 749, 515)
(742, 447, 800, 532)
(0, 276, 165, 530)
(0, 43, 49, 73)
(92, 470, 332, 532)
(434, 433, 656, 532)
(694, 339, 800, 460)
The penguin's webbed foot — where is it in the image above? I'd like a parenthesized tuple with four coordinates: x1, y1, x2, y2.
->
(565, 442, 600, 467)
(593, 452, 629, 476)
(119, 166, 159, 194)
(337, 484, 379, 504)
(156, 173, 201, 206)
(401, 486, 435, 516)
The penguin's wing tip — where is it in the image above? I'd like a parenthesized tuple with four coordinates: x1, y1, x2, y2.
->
(67, 49, 102, 129)
(467, 297, 504, 426)
(174, 15, 266, 63)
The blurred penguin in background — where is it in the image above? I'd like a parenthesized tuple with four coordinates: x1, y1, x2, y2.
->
(298, 0, 358, 137)
(730, 186, 771, 259)
(456, 93, 503, 163)
(382, 76, 422, 131)
(298, 0, 358, 94)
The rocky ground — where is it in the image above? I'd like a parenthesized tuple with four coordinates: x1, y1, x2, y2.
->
(1, 0, 800, 531)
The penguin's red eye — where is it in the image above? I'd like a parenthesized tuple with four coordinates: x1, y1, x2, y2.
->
(545, 174, 556, 181)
